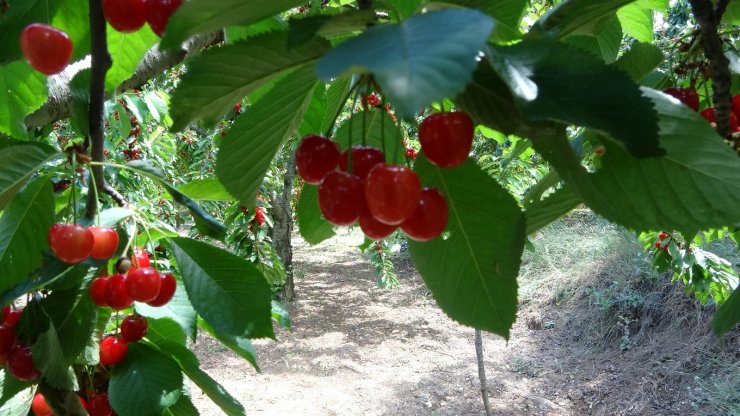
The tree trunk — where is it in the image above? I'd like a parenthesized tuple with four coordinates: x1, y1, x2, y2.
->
(273, 153, 296, 301)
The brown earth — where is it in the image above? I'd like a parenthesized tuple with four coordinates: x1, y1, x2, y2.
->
(191, 231, 737, 416)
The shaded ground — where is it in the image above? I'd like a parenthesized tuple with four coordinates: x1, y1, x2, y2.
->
(191, 229, 738, 415)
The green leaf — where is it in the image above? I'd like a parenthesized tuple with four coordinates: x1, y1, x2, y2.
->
(225, 17, 288, 44)
(32, 323, 77, 390)
(170, 238, 274, 339)
(334, 110, 403, 163)
(126, 160, 226, 239)
(0, 61, 47, 139)
(530, 88, 740, 235)
(198, 319, 259, 371)
(166, 394, 200, 416)
(39, 287, 97, 364)
(160, 0, 304, 49)
(216, 64, 318, 210)
(145, 317, 188, 346)
(0, 1, 64, 64)
(271, 300, 292, 330)
(287, 10, 376, 47)
(529, 0, 634, 39)
(723, 0, 740, 24)
(170, 31, 328, 131)
(316, 9, 494, 119)
(617, 1, 653, 42)
(297, 184, 335, 245)
(105, 26, 160, 92)
(109, 343, 183, 416)
(69, 69, 92, 138)
(37, 382, 87, 416)
(611, 42, 664, 82)
(51, 0, 91, 61)
(445, 0, 526, 42)
(164, 179, 236, 202)
(0, 370, 32, 404)
(0, 177, 54, 294)
(712, 285, 740, 337)
(321, 76, 351, 134)
(563, 15, 622, 63)
(0, 386, 32, 416)
(408, 157, 524, 338)
(97, 207, 135, 227)
(524, 186, 581, 235)
(298, 83, 328, 138)
(0, 141, 58, 210)
(151, 339, 245, 416)
(489, 40, 662, 157)
(134, 280, 197, 341)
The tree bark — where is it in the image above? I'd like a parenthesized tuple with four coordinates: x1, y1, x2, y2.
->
(273, 152, 297, 301)
(475, 329, 492, 416)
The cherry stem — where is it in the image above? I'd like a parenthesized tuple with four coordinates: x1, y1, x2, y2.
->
(84, 0, 113, 220)
(87, 165, 102, 227)
(71, 151, 78, 222)
(142, 223, 159, 268)
(347, 92, 361, 174)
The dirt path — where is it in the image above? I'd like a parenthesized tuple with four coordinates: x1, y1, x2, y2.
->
(190, 231, 713, 415)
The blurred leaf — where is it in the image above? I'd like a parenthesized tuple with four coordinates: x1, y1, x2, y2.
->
(334, 110, 403, 163)
(163, 179, 236, 202)
(105, 26, 159, 92)
(444, 0, 526, 42)
(712, 286, 739, 337)
(529, 0, 633, 39)
(297, 184, 335, 245)
(524, 186, 581, 235)
(32, 323, 78, 390)
(198, 318, 259, 371)
(271, 300, 291, 330)
(617, 1, 654, 42)
(0, 141, 58, 210)
(612, 42, 664, 82)
(0, 61, 47, 139)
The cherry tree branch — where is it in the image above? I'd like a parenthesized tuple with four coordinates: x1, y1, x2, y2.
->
(84, 0, 112, 219)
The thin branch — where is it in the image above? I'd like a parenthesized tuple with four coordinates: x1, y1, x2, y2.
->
(102, 183, 128, 207)
(84, 0, 112, 219)
(475, 329, 492, 416)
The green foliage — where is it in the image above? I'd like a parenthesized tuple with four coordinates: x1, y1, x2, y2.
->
(297, 184, 335, 245)
(0, 62, 47, 139)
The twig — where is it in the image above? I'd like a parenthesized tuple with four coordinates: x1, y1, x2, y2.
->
(688, 0, 737, 152)
(84, 0, 112, 219)
(475, 329, 492, 416)
(102, 183, 128, 207)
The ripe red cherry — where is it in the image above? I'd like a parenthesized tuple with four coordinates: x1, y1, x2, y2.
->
(318, 171, 364, 226)
(419, 112, 474, 168)
(662, 87, 700, 112)
(359, 204, 396, 240)
(658, 232, 669, 240)
(99, 336, 128, 366)
(3, 309, 23, 328)
(338, 146, 385, 180)
(87, 393, 114, 416)
(89, 277, 110, 307)
(32, 393, 53, 416)
(105, 274, 133, 310)
(48, 223, 94, 264)
(121, 314, 148, 342)
(88, 227, 120, 260)
(700, 107, 739, 130)
(733, 94, 740, 119)
(131, 246, 151, 269)
(147, 0, 184, 36)
(7, 344, 40, 381)
(126, 267, 161, 302)
(0, 325, 16, 355)
(296, 134, 341, 184)
(365, 164, 422, 225)
(401, 188, 449, 242)
(1, 305, 9, 321)
(146, 272, 177, 307)
(19, 24, 73, 75)
(103, 0, 148, 32)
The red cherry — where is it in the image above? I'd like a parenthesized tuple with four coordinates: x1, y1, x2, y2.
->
(234, 103, 242, 112)
(105, 274, 133, 310)
(364, 94, 381, 107)
(359, 204, 396, 240)
(48, 223, 94, 264)
(365, 164, 422, 225)
(103, 0, 148, 32)
(121, 314, 148, 342)
(7, 344, 40, 381)
(655, 241, 662, 248)
(296, 134, 341, 184)
(19, 24, 73, 75)
(32, 393, 53, 416)
(89, 277, 110, 307)
(419, 112, 474, 168)
(1, 305, 9, 321)
(732, 94, 740, 119)
(125, 267, 161, 302)
(99, 336, 128, 366)
(146, 272, 177, 307)
(318, 171, 364, 226)
(131, 246, 151, 269)
(662, 87, 700, 111)
(338, 146, 385, 180)
(88, 227, 120, 260)
(87, 393, 114, 416)
(401, 188, 449, 241)
(658, 232, 669, 240)
(79, 396, 88, 412)
(0, 325, 16, 355)
(147, 0, 183, 36)
(700, 107, 739, 130)
(4, 309, 23, 328)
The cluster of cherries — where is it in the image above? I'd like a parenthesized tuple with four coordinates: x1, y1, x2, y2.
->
(19, 0, 182, 76)
(663, 88, 740, 132)
(296, 110, 474, 241)
(0, 306, 36, 382)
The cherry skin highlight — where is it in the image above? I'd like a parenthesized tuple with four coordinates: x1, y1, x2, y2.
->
(364, 164, 422, 225)
(88, 226, 120, 260)
(99, 336, 128, 366)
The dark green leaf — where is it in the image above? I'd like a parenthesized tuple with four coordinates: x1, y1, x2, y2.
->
(170, 32, 329, 130)
(0, 62, 47, 139)
(69, 69, 91, 137)
(109, 343, 183, 416)
(39, 287, 97, 364)
(524, 186, 581, 235)
(171, 238, 274, 339)
(0, 177, 54, 294)
(334, 110, 404, 163)
(316, 9, 494, 119)
(489, 40, 662, 157)
(408, 157, 524, 338)
(167, 179, 236, 202)
(297, 184, 335, 245)
(216, 64, 318, 210)
(166, 394, 200, 416)
(712, 285, 740, 337)
(321, 76, 352, 134)
(563, 15, 622, 63)
(287, 11, 375, 47)
(160, 0, 304, 48)
(105, 27, 159, 92)
(0, 141, 58, 209)
(0, 253, 84, 308)
(445, 0, 526, 42)
(146, 317, 188, 346)
(611, 42, 664, 82)
(198, 319, 259, 371)
(529, 0, 634, 39)
(225, 17, 287, 44)
(271, 300, 292, 330)
(0, 370, 32, 404)
(32, 323, 77, 390)
(135, 280, 197, 341)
